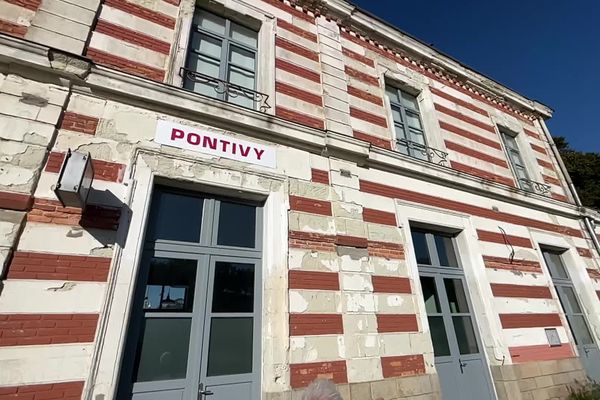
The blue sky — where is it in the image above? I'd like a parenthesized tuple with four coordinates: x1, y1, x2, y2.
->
(350, 0, 599, 152)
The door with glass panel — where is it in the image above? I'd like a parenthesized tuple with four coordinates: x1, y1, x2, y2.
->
(542, 249, 600, 381)
(118, 186, 262, 400)
(412, 228, 494, 400)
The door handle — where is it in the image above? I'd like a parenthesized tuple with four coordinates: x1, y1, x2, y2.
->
(459, 359, 467, 374)
(198, 383, 214, 399)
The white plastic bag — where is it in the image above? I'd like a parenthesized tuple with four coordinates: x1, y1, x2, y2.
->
(302, 379, 343, 400)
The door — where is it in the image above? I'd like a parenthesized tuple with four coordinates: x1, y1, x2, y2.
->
(118, 186, 262, 400)
(412, 229, 495, 400)
(543, 248, 600, 381)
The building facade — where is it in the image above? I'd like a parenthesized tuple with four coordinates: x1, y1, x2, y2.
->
(0, 0, 600, 399)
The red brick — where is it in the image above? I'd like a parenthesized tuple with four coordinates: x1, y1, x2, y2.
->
(87, 48, 165, 82)
(311, 169, 329, 185)
(342, 47, 374, 67)
(290, 361, 347, 389)
(3, 0, 41, 11)
(261, 0, 315, 23)
(509, 344, 574, 363)
(0, 314, 98, 346)
(450, 160, 515, 187)
(439, 121, 501, 150)
(476, 229, 533, 248)
(445, 140, 509, 168)
(276, 19, 317, 42)
(381, 355, 426, 378)
(530, 143, 548, 156)
(429, 87, 489, 117)
(289, 230, 336, 252)
(0, 191, 33, 211)
(376, 314, 418, 333)
(162, 0, 179, 4)
(537, 158, 554, 170)
(434, 103, 496, 134)
(359, 180, 583, 238)
(289, 314, 343, 336)
(551, 193, 569, 202)
(542, 174, 561, 186)
(483, 256, 542, 273)
(350, 107, 387, 128)
(103, 0, 175, 28)
(335, 235, 368, 248)
(275, 37, 318, 62)
(347, 85, 384, 106)
(499, 313, 562, 329)
(0, 382, 84, 400)
(524, 128, 540, 139)
(353, 130, 392, 150)
(28, 198, 121, 230)
(289, 195, 332, 216)
(276, 107, 324, 130)
(344, 66, 379, 86)
(0, 19, 27, 37)
(289, 270, 339, 290)
(95, 20, 171, 55)
(45, 152, 125, 182)
(587, 269, 600, 280)
(577, 247, 593, 258)
(372, 276, 411, 294)
(275, 58, 320, 83)
(362, 208, 396, 226)
(490, 284, 552, 299)
(7, 251, 111, 282)
(60, 112, 99, 135)
(367, 241, 405, 259)
(276, 81, 322, 106)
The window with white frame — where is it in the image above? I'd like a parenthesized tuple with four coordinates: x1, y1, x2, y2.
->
(183, 8, 259, 109)
(499, 128, 532, 190)
(386, 85, 428, 161)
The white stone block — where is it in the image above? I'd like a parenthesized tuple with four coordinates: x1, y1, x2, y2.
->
(31, 10, 89, 41)
(346, 357, 383, 383)
(289, 290, 341, 313)
(379, 333, 411, 356)
(25, 26, 84, 54)
(343, 314, 378, 334)
(340, 272, 372, 292)
(100, 6, 174, 42)
(39, 0, 96, 25)
(90, 32, 167, 69)
(290, 336, 344, 363)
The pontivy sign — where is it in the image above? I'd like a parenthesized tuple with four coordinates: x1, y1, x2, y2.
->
(155, 120, 276, 168)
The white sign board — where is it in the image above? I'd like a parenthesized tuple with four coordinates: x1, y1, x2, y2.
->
(155, 120, 276, 168)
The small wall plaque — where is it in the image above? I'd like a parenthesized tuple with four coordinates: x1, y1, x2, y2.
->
(545, 328, 561, 347)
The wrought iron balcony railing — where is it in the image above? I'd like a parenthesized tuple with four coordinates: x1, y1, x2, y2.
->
(180, 68, 272, 113)
(519, 178, 551, 196)
(396, 138, 449, 166)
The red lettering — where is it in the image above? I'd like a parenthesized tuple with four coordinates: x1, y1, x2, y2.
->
(187, 132, 201, 145)
(254, 148, 265, 160)
(221, 140, 230, 152)
(171, 128, 184, 141)
(203, 136, 217, 150)
(232, 143, 237, 154)
(239, 145, 250, 157)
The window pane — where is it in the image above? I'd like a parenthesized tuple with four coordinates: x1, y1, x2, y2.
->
(420, 276, 441, 314)
(394, 124, 407, 141)
(217, 201, 257, 248)
(502, 133, 518, 150)
(401, 91, 419, 110)
(134, 318, 191, 382)
(190, 33, 222, 60)
(212, 261, 255, 313)
(435, 235, 458, 268)
(229, 46, 255, 71)
(196, 10, 226, 35)
(568, 315, 594, 345)
(391, 106, 403, 123)
(187, 53, 220, 78)
(543, 251, 568, 279)
(444, 278, 470, 313)
(228, 65, 255, 89)
(411, 230, 431, 265)
(144, 258, 197, 312)
(386, 86, 400, 104)
(429, 316, 451, 357)
(207, 317, 253, 376)
(560, 287, 582, 313)
(453, 316, 479, 354)
(409, 130, 426, 146)
(230, 22, 258, 47)
(147, 189, 203, 243)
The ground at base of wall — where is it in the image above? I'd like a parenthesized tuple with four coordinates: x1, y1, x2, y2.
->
(492, 357, 589, 400)
(264, 374, 441, 400)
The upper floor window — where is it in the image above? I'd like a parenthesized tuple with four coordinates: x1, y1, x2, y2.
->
(386, 85, 429, 161)
(499, 129, 533, 191)
(183, 9, 259, 109)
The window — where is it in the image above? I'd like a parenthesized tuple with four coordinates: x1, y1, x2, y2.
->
(386, 86, 428, 160)
(184, 9, 258, 109)
(499, 129, 532, 190)
(411, 229, 459, 268)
